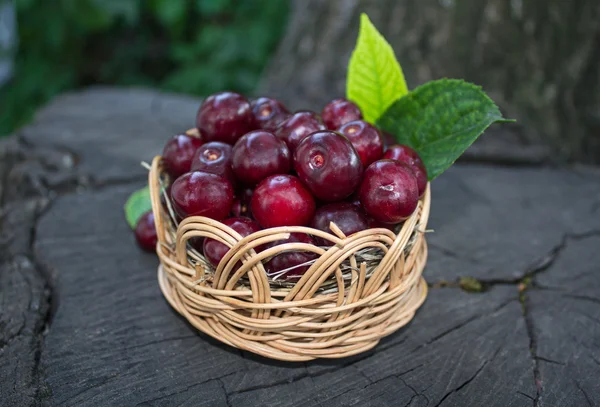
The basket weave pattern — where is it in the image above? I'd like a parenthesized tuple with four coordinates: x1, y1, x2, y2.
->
(149, 156, 430, 361)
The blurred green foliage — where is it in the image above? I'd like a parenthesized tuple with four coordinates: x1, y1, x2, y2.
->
(0, 0, 289, 136)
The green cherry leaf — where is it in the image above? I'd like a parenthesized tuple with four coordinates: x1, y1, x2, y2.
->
(346, 13, 408, 123)
(377, 79, 515, 180)
(124, 186, 152, 229)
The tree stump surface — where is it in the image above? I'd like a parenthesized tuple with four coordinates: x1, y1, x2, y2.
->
(1, 88, 599, 407)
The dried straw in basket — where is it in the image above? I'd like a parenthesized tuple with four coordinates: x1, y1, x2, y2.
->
(149, 153, 431, 361)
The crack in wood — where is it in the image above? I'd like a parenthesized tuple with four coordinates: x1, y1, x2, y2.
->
(520, 292, 541, 407)
(412, 298, 514, 352)
(535, 356, 565, 366)
(217, 377, 233, 407)
(516, 390, 535, 402)
(433, 345, 502, 407)
(575, 380, 593, 407)
(226, 353, 374, 397)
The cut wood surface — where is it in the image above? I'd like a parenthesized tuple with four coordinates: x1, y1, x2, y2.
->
(1, 88, 599, 406)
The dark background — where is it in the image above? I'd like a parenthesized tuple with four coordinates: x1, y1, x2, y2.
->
(0, 0, 288, 136)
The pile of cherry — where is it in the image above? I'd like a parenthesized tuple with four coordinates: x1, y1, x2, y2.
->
(135, 91, 427, 280)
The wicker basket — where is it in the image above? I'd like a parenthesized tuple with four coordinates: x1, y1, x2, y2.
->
(149, 145, 431, 362)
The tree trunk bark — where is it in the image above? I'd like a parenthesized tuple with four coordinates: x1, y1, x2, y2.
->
(260, 0, 600, 164)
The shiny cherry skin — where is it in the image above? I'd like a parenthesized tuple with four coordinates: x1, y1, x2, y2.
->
(134, 211, 158, 252)
(383, 144, 428, 197)
(338, 120, 384, 167)
(162, 134, 204, 178)
(190, 141, 235, 185)
(171, 171, 234, 220)
(196, 91, 254, 144)
(264, 233, 318, 280)
(251, 174, 316, 228)
(251, 97, 290, 131)
(321, 98, 362, 130)
(310, 202, 369, 246)
(294, 130, 363, 202)
(358, 160, 419, 224)
(274, 111, 326, 152)
(231, 188, 253, 218)
(203, 217, 261, 267)
(232, 130, 291, 185)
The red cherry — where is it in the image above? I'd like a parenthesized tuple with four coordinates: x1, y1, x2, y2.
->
(190, 237, 205, 254)
(294, 130, 363, 202)
(135, 211, 157, 252)
(231, 188, 253, 218)
(203, 217, 261, 267)
(264, 233, 318, 280)
(171, 171, 234, 221)
(190, 142, 235, 185)
(231, 130, 291, 185)
(321, 98, 362, 130)
(196, 92, 254, 145)
(251, 174, 316, 228)
(383, 144, 428, 197)
(310, 202, 369, 246)
(338, 120, 384, 167)
(367, 217, 397, 232)
(162, 134, 204, 178)
(358, 160, 419, 224)
(348, 191, 362, 207)
(251, 97, 290, 131)
(274, 111, 326, 152)
(381, 131, 397, 150)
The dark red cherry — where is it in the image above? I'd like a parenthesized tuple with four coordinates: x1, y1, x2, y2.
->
(321, 98, 362, 130)
(251, 174, 315, 228)
(203, 217, 261, 267)
(196, 91, 254, 145)
(383, 144, 428, 197)
(367, 217, 397, 232)
(231, 188, 253, 218)
(190, 142, 235, 185)
(358, 160, 419, 224)
(338, 120, 384, 167)
(348, 191, 362, 207)
(381, 131, 397, 150)
(135, 211, 158, 252)
(190, 237, 205, 254)
(274, 111, 326, 152)
(232, 130, 291, 185)
(162, 134, 204, 178)
(251, 97, 290, 131)
(294, 130, 363, 202)
(310, 202, 369, 246)
(264, 233, 318, 280)
(171, 171, 234, 220)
